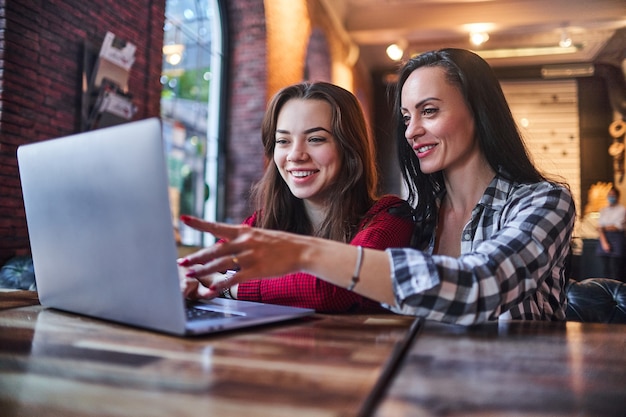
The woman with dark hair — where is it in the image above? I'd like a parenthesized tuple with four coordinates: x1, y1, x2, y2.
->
(179, 49, 576, 324)
(395, 49, 550, 232)
(181, 81, 415, 313)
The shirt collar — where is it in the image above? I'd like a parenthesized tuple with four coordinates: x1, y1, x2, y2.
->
(476, 170, 516, 211)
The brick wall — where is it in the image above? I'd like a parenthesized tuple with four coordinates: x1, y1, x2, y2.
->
(222, 0, 269, 223)
(0, 0, 165, 264)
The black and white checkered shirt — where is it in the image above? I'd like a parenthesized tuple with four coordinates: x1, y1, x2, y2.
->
(385, 175, 575, 324)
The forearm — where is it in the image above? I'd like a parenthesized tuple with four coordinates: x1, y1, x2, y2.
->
(237, 273, 385, 312)
(299, 238, 396, 305)
(177, 217, 397, 306)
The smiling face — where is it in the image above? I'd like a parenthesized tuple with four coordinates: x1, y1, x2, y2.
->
(400, 66, 478, 176)
(273, 98, 341, 209)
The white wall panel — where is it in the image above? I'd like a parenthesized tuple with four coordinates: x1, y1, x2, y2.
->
(501, 80, 581, 229)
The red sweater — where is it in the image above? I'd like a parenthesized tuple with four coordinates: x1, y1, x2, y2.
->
(235, 195, 415, 313)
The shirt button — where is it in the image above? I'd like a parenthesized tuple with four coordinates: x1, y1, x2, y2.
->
(463, 233, 471, 240)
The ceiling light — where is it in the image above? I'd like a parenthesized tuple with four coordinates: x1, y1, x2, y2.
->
(386, 44, 403, 61)
(386, 39, 407, 61)
(469, 32, 489, 46)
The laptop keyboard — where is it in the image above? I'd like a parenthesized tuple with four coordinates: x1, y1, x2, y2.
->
(185, 301, 243, 322)
(186, 307, 228, 321)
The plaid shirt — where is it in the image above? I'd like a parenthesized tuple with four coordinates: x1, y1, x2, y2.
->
(237, 195, 416, 313)
(385, 175, 575, 324)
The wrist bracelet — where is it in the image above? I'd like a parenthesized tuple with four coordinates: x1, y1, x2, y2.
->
(347, 246, 363, 291)
(220, 270, 236, 299)
(221, 286, 233, 299)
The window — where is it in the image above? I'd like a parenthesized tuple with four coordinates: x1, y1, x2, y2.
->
(161, 0, 224, 245)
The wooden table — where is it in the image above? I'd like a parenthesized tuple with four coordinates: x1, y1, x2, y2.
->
(3, 291, 625, 417)
(0, 290, 418, 417)
(374, 320, 626, 417)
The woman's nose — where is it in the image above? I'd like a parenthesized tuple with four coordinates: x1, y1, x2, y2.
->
(405, 119, 425, 141)
(287, 144, 309, 162)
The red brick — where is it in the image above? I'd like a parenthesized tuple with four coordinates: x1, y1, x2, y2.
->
(0, 0, 166, 263)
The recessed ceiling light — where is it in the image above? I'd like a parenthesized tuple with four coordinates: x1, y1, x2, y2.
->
(469, 32, 489, 46)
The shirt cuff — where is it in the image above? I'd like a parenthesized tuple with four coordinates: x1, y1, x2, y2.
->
(236, 280, 263, 302)
(384, 248, 440, 309)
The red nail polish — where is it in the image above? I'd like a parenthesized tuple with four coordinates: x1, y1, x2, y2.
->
(178, 258, 190, 266)
(185, 269, 197, 278)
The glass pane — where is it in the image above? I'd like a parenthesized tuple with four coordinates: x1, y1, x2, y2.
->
(161, 0, 217, 246)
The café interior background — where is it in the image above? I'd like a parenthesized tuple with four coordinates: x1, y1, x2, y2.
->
(0, 0, 624, 266)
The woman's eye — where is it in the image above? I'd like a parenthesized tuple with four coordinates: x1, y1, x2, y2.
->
(275, 138, 288, 145)
(308, 136, 326, 143)
(402, 115, 410, 125)
(422, 107, 438, 116)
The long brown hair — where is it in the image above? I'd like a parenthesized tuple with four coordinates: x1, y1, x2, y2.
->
(251, 82, 378, 242)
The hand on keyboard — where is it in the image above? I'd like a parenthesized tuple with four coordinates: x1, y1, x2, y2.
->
(179, 268, 232, 300)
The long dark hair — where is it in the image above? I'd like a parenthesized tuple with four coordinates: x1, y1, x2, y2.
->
(394, 48, 553, 221)
(251, 82, 378, 242)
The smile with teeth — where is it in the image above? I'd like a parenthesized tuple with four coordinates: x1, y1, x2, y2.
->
(416, 144, 436, 153)
(290, 170, 317, 178)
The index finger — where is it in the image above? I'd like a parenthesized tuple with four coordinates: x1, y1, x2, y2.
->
(180, 216, 243, 241)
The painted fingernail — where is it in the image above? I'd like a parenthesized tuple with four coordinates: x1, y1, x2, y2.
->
(177, 257, 190, 266)
(185, 269, 197, 278)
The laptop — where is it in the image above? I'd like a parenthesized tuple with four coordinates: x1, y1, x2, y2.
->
(17, 117, 315, 336)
